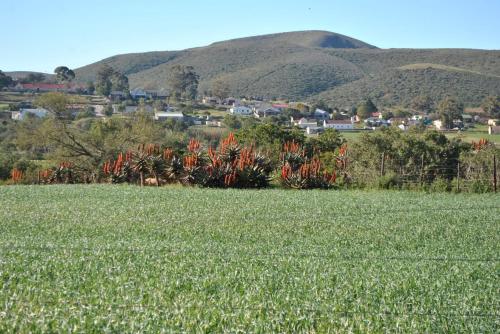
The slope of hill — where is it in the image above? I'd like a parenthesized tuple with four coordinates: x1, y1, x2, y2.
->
(5, 71, 55, 82)
(311, 67, 500, 107)
(19, 30, 499, 107)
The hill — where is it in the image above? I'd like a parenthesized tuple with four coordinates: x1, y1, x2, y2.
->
(14, 30, 500, 107)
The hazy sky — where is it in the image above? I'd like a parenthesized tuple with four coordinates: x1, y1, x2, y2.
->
(2, 0, 499, 72)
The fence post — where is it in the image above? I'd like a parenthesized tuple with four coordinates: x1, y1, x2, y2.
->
(419, 154, 425, 187)
(494, 155, 497, 193)
(457, 161, 460, 192)
(380, 152, 385, 177)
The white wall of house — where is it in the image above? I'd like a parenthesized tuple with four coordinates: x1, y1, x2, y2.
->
(433, 120, 443, 130)
(11, 108, 48, 120)
(154, 112, 184, 121)
(323, 120, 353, 130)
(230, 106, 252, 115)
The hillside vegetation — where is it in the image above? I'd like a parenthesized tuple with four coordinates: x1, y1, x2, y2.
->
(14, 31, 500, 106)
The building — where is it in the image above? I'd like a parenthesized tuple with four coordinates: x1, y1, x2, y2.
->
(323, 119, 354, 130)
(130, 88, 148, 100)
(388, 117, 407, 126)
(154, 111, 184, 121)
(313, 108, 330, 120)
(433, 120, 444, 130)
(202, 97, 219, 105)
(488, 125, 500, 135)
(254, 107, 281, 118)
(230, 106, 252, 116)
(461, 114, 473, 124)
(292, 117, 318, 129)
(272, 103, 289, 111)
(350, 115, 361, 123)
(487, 119, 499, 126)
(109, 91, 128, 101)
(11, 108, 49, 120)
(306, 126, 324, 135)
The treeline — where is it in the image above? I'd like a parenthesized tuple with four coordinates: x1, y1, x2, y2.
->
(2, 111, 498, 192)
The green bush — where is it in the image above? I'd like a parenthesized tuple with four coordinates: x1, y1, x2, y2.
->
(429, 177, 451, 192)
(376, 173, 401, 190)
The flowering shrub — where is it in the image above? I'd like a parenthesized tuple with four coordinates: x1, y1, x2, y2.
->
(11, 168, 23, 183)
(39, 162, 75, 184)
(183, 133, 272, 188)
(280, 141, 337, 189)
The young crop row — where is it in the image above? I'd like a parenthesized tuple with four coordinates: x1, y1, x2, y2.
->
(0, 186, 498, 332)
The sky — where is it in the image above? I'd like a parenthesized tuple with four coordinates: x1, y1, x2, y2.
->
(2, 0, 500, 73)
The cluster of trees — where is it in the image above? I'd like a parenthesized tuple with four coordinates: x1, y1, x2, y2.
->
(169, 65, 199, 100)
(95, 65, 129, 96)
(54, 66, 75, 83)
(0, 70, 14, 89)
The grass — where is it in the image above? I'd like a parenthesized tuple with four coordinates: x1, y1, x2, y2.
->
(337, 126, 500, 145)
(0, 185, 498, 332)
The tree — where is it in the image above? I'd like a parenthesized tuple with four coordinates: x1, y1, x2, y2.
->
(223, 114, 242, 130)
(95, 65, 129, 96)
(35, 92, 72, 119)
(111, 72, 129, 92)
(356, 98, 378, 120)
(381, 111, 394, 120)
(437, 97, 463, 129)
(410, 95, 433, 113)
(86, 81, 95, 95)
(104, 104, 113, 117)
(212, 79, 230, 102)
(54, 66, 75, 83)
(96, 65, 114, 96)
(169, 65, 199, 100)
(481, 96, 500, 118)
(313, 129, 344, 152)
(0, 70, 13, 89)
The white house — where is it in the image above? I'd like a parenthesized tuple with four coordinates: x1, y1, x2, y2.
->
(202, 97, 219, 105)
(323, 119, 354, 130)
(206, 120, 222, 127)
(292, 117, 318, 129)
(154, 111, 184, 121)
(11, 108, 49, 120)
(350, 115, 361, 123)
(230, 106, 252, 116)
(433, 120, 444, 130)
(487, 119, 499, 126)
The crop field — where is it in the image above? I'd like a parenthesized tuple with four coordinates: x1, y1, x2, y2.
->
(0, 185, 498, 332)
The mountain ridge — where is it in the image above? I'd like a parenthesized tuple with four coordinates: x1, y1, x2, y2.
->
(8, 31, 500, 107)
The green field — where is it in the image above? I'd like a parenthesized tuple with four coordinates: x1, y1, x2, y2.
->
(336, 128, 500, 145)
(0, 186, 498, 332)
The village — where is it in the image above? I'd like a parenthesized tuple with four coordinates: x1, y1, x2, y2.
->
(2, 82, 500, 140)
